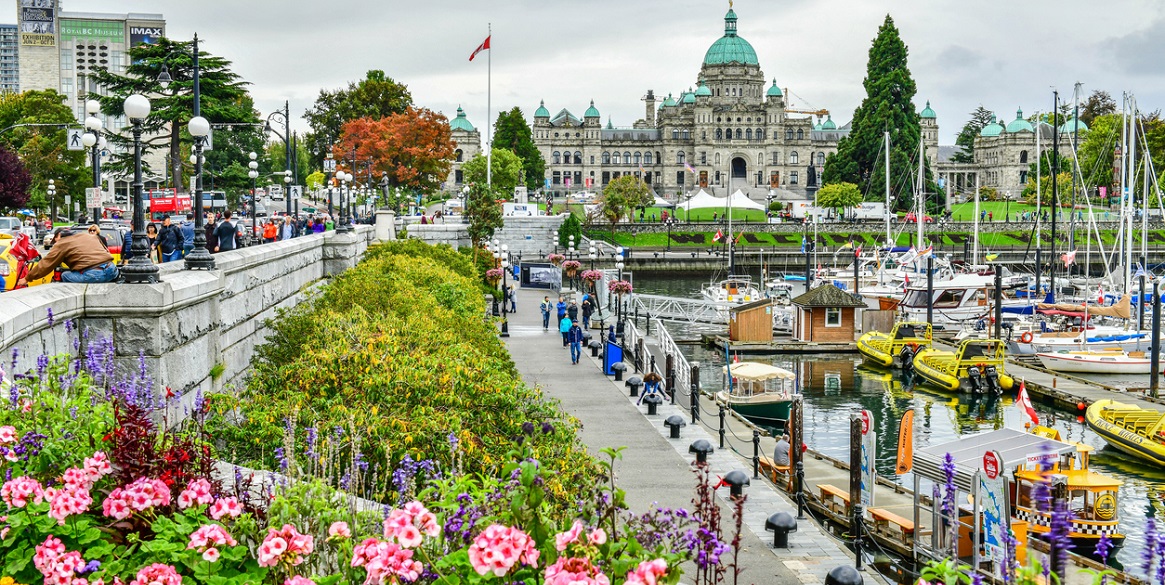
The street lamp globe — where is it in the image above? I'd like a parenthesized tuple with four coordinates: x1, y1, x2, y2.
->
(97, 136, 107, 149)
(284, 175, 292, 184)
(248, 161, 258, 170)
(85, 99, 100, 115)
(616, 262, 624, 271)
(188, 116, 210, 138)
(501, 244, 508, 253)
(48, 179, 54, 186)
(248, 170, 258, 179)
(123, 94, 150, 120)
(84, 116, 102, 132)
(249, 151, 257, 161)
(189, 154, 198, 165)
(81, 132, 97, 148)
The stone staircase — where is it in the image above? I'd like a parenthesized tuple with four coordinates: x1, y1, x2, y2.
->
(492, 215, 567, 258)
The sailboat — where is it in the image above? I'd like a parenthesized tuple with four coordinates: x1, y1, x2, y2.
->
(702, 189, 760, 303)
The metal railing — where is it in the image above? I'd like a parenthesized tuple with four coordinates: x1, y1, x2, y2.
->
(655, 317, 689, 394)
(629, 293, 731, 325)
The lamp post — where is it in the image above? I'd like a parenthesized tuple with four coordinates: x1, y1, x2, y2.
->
(122, 94, 158, 284)
(248, 152, 259, 237)
(501, 244, 510, 316)
(81, 99, 103, 220)
(588, 246, 596, 270)
(47, 180, 56, 225)
(553, 230, 559, 254)
(338, 171, 352, 232)
(323, 151, 335, 219)
(263, 101, 293, 217)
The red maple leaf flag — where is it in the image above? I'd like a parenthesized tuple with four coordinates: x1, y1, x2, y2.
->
(713, 229, 723, 242)
(1017, 381, 1039, 425)
(469, 35, 491, 61)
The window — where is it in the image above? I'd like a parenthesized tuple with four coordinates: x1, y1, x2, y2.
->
(790, 171, 799, 184)
(590, 155, 595, 164)
(603, 152, 610, 164)
(785, 129, 793, 140)
(656, 151, 661, 163)
(1020, 171, 1028, 184)
(553, 151, 561, 164)
(682, 130, 690, 140)
(771, 152, 779, 164)
(725, 127, 732, 139)
(796, 129, 804, 140)
(677, 171, 685, 185)
(60, 52, 72, 71)
(745, 129, 752, 140)
(756, 128, 764, 140)
(602, 171, 610, 184)
(552, 171, 561, 185)
(563, 152, 571, 164)
(623, 152, 631, 164)
(701, 152, 707, 164)
(574, 151, 582, 164)
(934, 290, 965, 308)
(816, 152, 825, 166)
(644, 152, 653, 165)
(613, 152, 621, 164)
(677, 151, 686, 164)
(455, 170, 463, 184)
(790, 151, 799, 164)
(735, 129, 742, 140)
(672, 129, 679, 140)
(1020, 150, 1029, 164)
(634, 152, 641, 165)
(825, 308, 842, 327)
(716, 129, 723, 140)
(455, 149, 463, 162)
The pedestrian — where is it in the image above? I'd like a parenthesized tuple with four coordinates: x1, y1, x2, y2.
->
(568, 319, 583, 364)
(567, 300, 579, 322)
(280, 217, 294, 241)
(509, 284, 517, 313)
(607, 325, 616, 343)
(773, 434, 791, 467)
(637, 372, 665, 404)
(540, 296, 551, 330)
(180, 213, 195, 257)
(204, 214, 218, 253)
(314, 218, 326, 234)
(556, 296, 567, 322)
(262, 219, 277, 243)
(581, 295, 594, 330)
(22, 227, 115, 284)
(156, 215, 184, 263)
(559, 315, 572, 347)
(145, 223, 160, 262)
(213, 211, 239, 253)
(988, 211, 993, 222)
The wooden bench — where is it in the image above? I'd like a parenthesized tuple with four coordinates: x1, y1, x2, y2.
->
(817, 484, 851, 515)
(757, 456, 792, 489)
(868, 507, 916, 544)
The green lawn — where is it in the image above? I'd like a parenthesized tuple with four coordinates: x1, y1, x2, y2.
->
(946, 200, 1113, 222)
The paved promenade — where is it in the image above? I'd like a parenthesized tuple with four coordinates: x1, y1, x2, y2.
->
(503, 285, 866, 585)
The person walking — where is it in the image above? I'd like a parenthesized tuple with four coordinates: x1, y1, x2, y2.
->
(156, 215, 185, 263)
(179, 213, 195, 257)
(567, 300, 579, 322)
(540, 296, 551, 330)
(145, 223, 160, 262)
(556, 296, 567, 323)
(508, 284, 517, 313)
(204, 214, 218, 253)
(581, 295, 594, 330)
(559, 315, 572, 348)
(567, 319, 583, 364)
(262, 220, 278, 243)
(213, 211, 239, 253)
(280, 217, 295, 241)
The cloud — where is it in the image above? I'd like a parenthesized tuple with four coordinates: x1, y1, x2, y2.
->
(1103, 17, 1165, 75)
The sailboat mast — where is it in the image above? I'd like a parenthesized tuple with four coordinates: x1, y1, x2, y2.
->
(917, 138, 924, 249)
(1050, 90, 1059, 299)
(885, 131, 891, 247)
(1035, 110, 1042, 297)
(1126, 96, 1136, 294)
(1069, 84, 1081, 263)
(973, 174, 980, 265)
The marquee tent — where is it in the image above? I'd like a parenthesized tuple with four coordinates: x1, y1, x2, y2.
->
(676, 190, 724, 211)
(727, 190, 766, 211)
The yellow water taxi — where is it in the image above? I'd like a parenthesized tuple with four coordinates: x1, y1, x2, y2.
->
(857, 321, 933, 369)
(1086, 400, 1165, 467)
(912, 339, 1015, 394)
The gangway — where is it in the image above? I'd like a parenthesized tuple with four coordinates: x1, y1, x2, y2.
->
(629, 293, 731, 325)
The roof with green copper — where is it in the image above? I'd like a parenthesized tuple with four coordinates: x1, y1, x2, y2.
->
(606, 117, 614, 129)
(534, 100, 549, 118)
(813, 122, 822, 131)
(703, 8, 759, 66)
(662, 93, 677, 107)
(449, 106, 475, 132)
(1059, 117, 1089, 133)
(695, 81, 712, 97)
(766, 79, 782, 97)
(584, 100, 600, 118)
(681, 89, 696, 104)
(980, 114, 1003, 137)
(821, 115, 837, 130)
(1006, 108, 1033, 133)
(920, 100, 936, 119)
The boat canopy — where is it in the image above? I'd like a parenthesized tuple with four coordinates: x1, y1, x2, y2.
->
(723, 362, 796, 382)
(1037, 294, 1131, 320)
(915, 428, 1076, 491)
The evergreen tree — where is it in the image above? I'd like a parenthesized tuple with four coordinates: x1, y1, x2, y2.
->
(822, 15, 932, 212)
(493, 107, 545, 191)
(950, 106, 994, 164)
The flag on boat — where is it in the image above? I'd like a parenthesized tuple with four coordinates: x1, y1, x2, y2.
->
(1061, 249, 1077, 267)
(840, 241, 854, 250)
(684, 162, 697, 174)
(1134, 263, 1148, 280)
(469, 35, 491, 61)
(800, 236, 807, 253)
(918, 245, 933, 258)
(855, 244, 863, 257)
(899, 246, 918, 266)
(1017, 381, 1039, 425)
(734, 232, 743, 244)
(713, 229, 724, 242)
(985, 253, 999, 262)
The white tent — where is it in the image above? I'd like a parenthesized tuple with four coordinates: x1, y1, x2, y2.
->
(676, 190, 724, 211)
(653, 196, 675, 208)
(727, 189, 766, 211)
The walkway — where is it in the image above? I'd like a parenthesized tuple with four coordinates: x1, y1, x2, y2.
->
(503, 286, 865, 585)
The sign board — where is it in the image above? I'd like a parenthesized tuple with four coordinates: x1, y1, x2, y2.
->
(85, 188, 102, 209)
(860, 410, 871, 435)
(1025, 452, 1057, 466)
(860, 429, 876, 507)
(129, 26, 164, 48)
(67, 129, 85, 151)
(64, 195, 71, 206)
(324, 158, 336, 173)
(979, 450, 1009, 562)
(59, 19, 124, 42)
(201, 128, 213, 151)
(20, 0, 56, 46)
(289, 185, 302, 200)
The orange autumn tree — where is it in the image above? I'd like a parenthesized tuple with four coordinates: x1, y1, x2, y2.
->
(334, 107, 454, 198)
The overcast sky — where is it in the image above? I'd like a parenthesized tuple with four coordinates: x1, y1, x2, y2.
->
(11, 0, 1165, 145)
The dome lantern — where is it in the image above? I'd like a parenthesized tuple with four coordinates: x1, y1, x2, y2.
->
(534, 100, 550, 118)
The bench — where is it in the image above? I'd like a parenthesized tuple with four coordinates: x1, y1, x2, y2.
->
(757, 455, 792, 489)
(868, 507, 916, 544)
(817, 484, 851, 515)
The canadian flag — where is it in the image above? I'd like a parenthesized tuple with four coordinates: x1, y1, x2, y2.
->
(713, 229, 724, 242)
(1017, 381, 1039, 425)
(469, 35, 491, 61)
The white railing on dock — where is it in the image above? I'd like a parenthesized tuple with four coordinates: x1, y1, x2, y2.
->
(655, 317, 690, 393)
(630, 293, 731, 325)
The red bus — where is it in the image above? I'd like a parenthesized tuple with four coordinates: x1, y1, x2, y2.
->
(144, 189, 192, 220)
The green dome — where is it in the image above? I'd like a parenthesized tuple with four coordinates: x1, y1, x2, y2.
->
(920, 100, 936, 119)
(766, 79, 782, 97)
(661, 93, 676, 108)
(606, 117, 614, 129)
(681, 88, 696, 104)
(449, 106, 475, 132)
(534, 100, 549, 118)
(821, 115, 837, 130)
(813, 122, 823, 131)
(1006, 108, 1033, 133)
(1059, 117, 1089, 133)
(584, 100, 600, 118)
(695, 81, 712, 97)
(703, 9, 759, 66)
(980, 114, 1004, 137)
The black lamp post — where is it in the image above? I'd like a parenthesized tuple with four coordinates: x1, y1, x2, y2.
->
(81, 100, 104, 221)
(263, 101, 293, 218)
(247, 152, 259, 237)
(121, 94, 158, 284)
(46, 180, 56, 224)
(323, 151, 335, 220)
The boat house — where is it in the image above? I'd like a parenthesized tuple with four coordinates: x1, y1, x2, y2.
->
(729, 298, 775, 343)
(791, 284, 865, 343)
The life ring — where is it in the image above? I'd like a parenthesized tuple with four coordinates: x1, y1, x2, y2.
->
(1019, 332, 1033, 344)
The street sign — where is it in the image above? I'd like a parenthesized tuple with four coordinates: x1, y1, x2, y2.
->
(860, 409, 871, 435)
(67, 129, 85, 151)
(324, 158, 336, 173)
(85, 188, 101, 209)
(289, 185, 302, 200)
(64, 195, 71, 206)
(202, 128, 213, 151)
(979, 449, 1009, 562)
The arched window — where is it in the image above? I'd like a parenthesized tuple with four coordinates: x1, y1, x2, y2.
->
(603, 152, 611, 164)
(672, 129, 679, 139)
(816, 152, 825, 166)
(644, 151, 653, 165)
(1019, 150, 1029, 164)
(677, 151, 686, 164)
(553, 151, 561, 164)
(455, 149, 463, 162)
(756, 128, 763, 140)
(682, 130, 690, 140)
(562, 152, 571, 164)
(612, 152, 621, 164)
(634, 152, 642, 165)
(796, 129, 804, 140)
(656, 151, 661, 163)
(574, 151, 582, 164)
(725, 127, 732, 139)
(757, 152, 763, 166)
(716, 129, 723, 140)
(623, 152, 631, 165)
(790, 151, 799, 164)
(785, 128, 793, 140)
(746, 129, 753, 140)
(735, 129, 742, 140)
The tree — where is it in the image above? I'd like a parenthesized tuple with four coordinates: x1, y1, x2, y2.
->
(304, 70, 413, 166)
(305, 171, 324, 191)
(559, 213, 582, 247)
(816, 182, 862, 212)
(0, 90, 88, 212)
(599, 175, 651, 225)
(1080, 90, 1117, 127)
(88, 36, 255, 191)
(462, 148, 523, 195)
(493, 107, 546, 191)
(822, 15, 933, 212)
(1023, 172, 1074, 205)
(0, 147, 31, 209)
(950, 106, 994, 164)
(335, 108, 454, 195)
(464, 182, 503, 245)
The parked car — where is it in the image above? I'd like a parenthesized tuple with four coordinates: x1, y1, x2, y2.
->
(902, 212, 934, 224)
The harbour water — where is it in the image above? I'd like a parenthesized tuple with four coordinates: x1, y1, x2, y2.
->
(633, 272, 1164, 576)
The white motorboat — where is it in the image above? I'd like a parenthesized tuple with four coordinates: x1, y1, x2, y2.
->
(897, 274, 1031, 329)
(702, 275, 760, 304)
(1036, 350, 1165, 375)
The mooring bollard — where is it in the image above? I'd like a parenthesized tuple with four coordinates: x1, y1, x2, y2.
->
(689, 439, 713, 463)
(612, 362, 627, 382)
(626, 376, 642, 397)
(664, 415, 686, 438)
(718, 405, 727, 449)
(752, 430, 761, 479)
(795, 461, 807, 519)
(643, 393, 663, 415)
(765, 512, 797, 548)
(723, 470, 750, 498)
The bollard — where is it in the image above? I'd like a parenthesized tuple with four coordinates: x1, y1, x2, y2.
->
(664, 415, 687, 438)
(723, 470, 750, 498)
(718, 405, 727, 449)
(612, 362, 626, 382)
(765, 512, 797, 548)
(626, 376, 643, 398)
(500, 319, 509, 338)
(643, 393, 663, 415)
(795, 461, 807, 519)
(666, 354, 676, 405)
(589, 340, 602, 357)
(852, 502, 864, 569)
(689, 439, 714, 464)
(690, 364, 701, 424)
(752, 430, 761, 479)
(824, 565, 863, 585)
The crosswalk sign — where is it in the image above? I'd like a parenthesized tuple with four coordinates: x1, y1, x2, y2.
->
(67, 129, 85, 151)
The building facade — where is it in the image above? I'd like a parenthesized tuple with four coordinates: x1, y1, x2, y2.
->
(531, 8, 855, 202)
(0, 24, 17, 92)
(446, 106, 481, 191)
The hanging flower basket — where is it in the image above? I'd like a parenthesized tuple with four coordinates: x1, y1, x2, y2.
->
(563, 260, 582, 277)
(485, 268, 503, 285)
(580, 270, 604, 284)
(608, 280, 633, 296)
(548, 253, 566, 266)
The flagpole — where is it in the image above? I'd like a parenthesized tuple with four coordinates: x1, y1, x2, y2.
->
(486, 23, 492, 189)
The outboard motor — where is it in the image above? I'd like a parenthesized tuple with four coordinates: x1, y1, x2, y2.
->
(966, 366, 984, 394)
(900, 345, 917, 371)
(984, 366, 1002, 395)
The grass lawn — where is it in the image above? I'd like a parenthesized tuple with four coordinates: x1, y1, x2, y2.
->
(946, 200, 1113, 222)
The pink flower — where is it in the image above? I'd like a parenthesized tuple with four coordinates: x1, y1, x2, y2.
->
(33, 537, 89, 585)
(0, 425, 16, 444)
(2, 475, 45, 508)
(544, 557, 610, 585)
(624, 559, 669, 585)
(103, 478, 171, 519)
(188, 523, 237, 556)
(82, 452, 112, 483)
(382, 502, 439, 548)
(209, 497, 243, 520)
(201, 548, 220, 563)
(555, 520, 585, 552)
(48, 486, 93, 525)
(257, 524, 313, 568)
(588, 528, 607, 546)
(285, 577, 314, 585)
(350, 538, 423, 585)
(129, 563, 182, 585)
(328, 521, 351, 539)
(467, 524, 539, 577)
(178, 478, 214, 509)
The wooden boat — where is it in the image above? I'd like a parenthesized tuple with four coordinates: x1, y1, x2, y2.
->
(1085, 400, 1165, 466)
(715, 361, 796, 426)
(1013, 426, 1126, 553)
(911, 339, 1015, 394)
(857, 321, 933, 368)
(1036, 349, 1164, 375)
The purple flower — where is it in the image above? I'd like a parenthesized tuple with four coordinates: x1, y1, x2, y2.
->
(521, 421, 535, 435)
(1095, 531, 1113, 566)
(1142, 519, 1157, 577)
(46, 308, 54, 326)
(541, 421, 554, 434)
(447, 432, 459, 450)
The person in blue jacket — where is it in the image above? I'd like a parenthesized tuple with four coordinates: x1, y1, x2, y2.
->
(567, 320, 584, 364)
(559, 316, 572, 347)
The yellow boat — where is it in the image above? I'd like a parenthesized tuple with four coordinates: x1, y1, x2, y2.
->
(857, 321, 933, 368)
(912, 339, 1015, 394)
(1013, 426, 1125, 552)
(1085, 399, 1165, 466)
